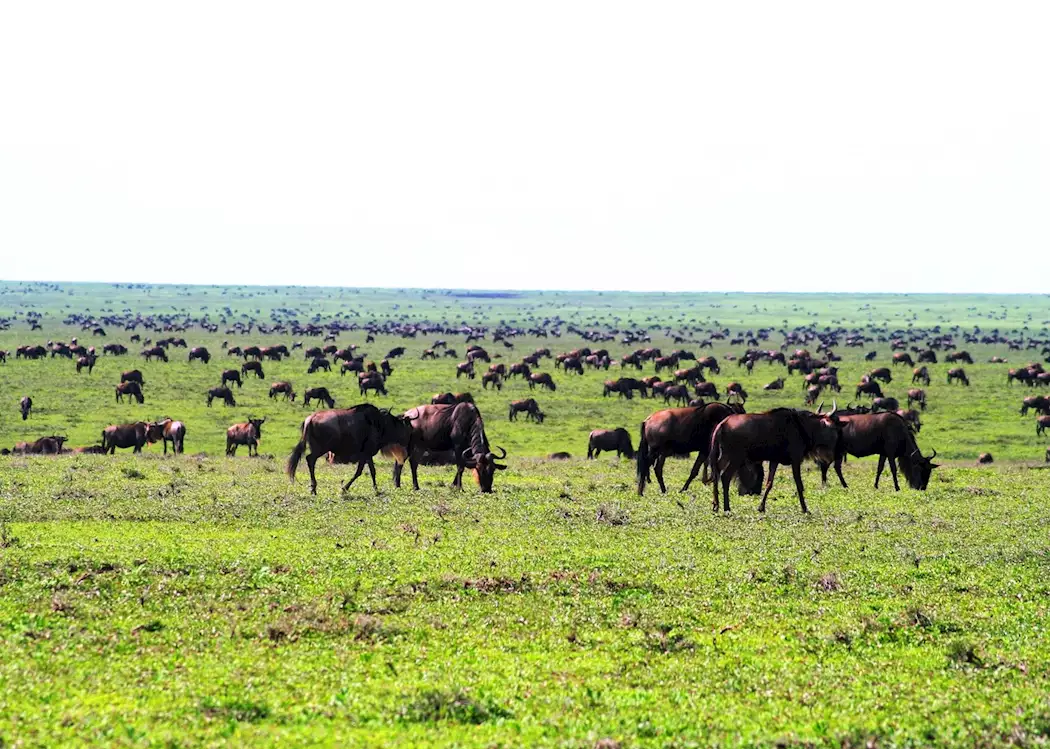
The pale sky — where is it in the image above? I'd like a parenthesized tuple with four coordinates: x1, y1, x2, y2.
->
(0, 2, 1046, 293)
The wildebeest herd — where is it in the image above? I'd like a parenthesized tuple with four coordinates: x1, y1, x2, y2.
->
(5, 308, 1050, 511)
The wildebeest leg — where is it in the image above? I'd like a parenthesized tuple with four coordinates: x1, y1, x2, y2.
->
(889, 458, 900, 491)
(758, 462, 779, 513)
(834, 457, 848, 489)
(306, 453, 319, 495)
(393, 461, 403, 488)
(791, 461, 808, 513)
(874, 455, 886, 488)
(681, 452, 705, 492)
(818, 460, 828, 487)
(367, 458, 378, 492)
(410, 458, 420, 490)
(654, 455, 668, 493)
(342, 461, 367, 492)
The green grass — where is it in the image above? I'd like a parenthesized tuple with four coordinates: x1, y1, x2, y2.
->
(1, 281, 1050, 746)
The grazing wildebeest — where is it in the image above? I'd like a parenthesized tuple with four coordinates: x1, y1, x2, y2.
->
(907, 388, 927, 411)
(116, 381, 145, 404)
(76, 355, 96, 374)
(1021, 396, 1050, 416)
(674, 365, 704, 384)
(421, 349, 438, 360)
(947, 368, 970, 386)
(242, 346, 263, 360)
(188, 347, 211, 364)
(868, 368, 892, 383)
(120, 369, 144, 386)
(303, 387, 335, 409)
(604, 378, 646, 399)
(482, 372, 503, 390)
(205, 386, 236, 407)
(892, 352, 914, 367)
(636, 402, 749, 495)
(226, 418, 265, 456)
(1007, 368, 1036, 386)
(816, 410, 938, 491)
(726, 382, 748, 401)
(1037, 416, 1050, 437)
(896, 409, 922, 433)
(709, 407, 845, 513)
(391, 403, 507, 492)
(662, 384, 690, 406)
(456, 361, 475, 379)
(764, 378, 785, 391)
(587, 428, 633, 459)
(341, 359, 364, 376)
(694, 382, 719, 399)
(380, 359, 393, 377)
(141, 346, 168, 362)
(12, 436, 67, 454)
(222, 369, 243, 388)
(19, 396, 32, 421)
(856, 380, 883, 399)
(508, 398, 545, 423)
(101, 422, 150, 453)
(387, 347, 406, 359)
(508, 362, 531, 379)
(270, 381, 296, 401)
(865, 351, 878, 361)
(227, 346, 242, 357)
(147, 418, 186, 454)
(912, 366, 931, 385)
(872, 397, 900, 413)
(242, 360, 265, 379)
(287, 405, 412, 494)
(307, 357, 331, 374)
(359, 372, 387, 396)
(947, 351, 974, 364)
(529, 373, 557, 391)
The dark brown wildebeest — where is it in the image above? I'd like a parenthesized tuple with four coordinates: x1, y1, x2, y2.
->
(636, 402, 749, 495)
(147, 418, 186, 454)
(1007, 368, 1036, 386)
(892, 352, 914, 367)
(116, 381, 145, 404)
(431, 392, 456, 405)
(341, 359, 364, 376)
(466, 347, 490, 364)
(226, 418, 265, 456)
(805, 385, 822, 405)
(76, 355, 96, 374)
(101, 422, 150, 453)
(764, 378, 785, 390)
(391, 403, 507, 492)
(421, 349, 438, 360)
(456, 361, 475, 379)
(303, 346, 323, 359)
(989, 356, 1007, 364)
(856, 380, 883, 399)
(662, 384, 690, 406)
(482, 372, 503, 390)
(604, 378, 646, 399)
(872, 397, 900, 413)
(868, 368, 892, 383)
(303, 387, 335, 409)
(548, 452, 571, 460)
(816, 410, 938, 492)
(674, 365, 705, 384)
(508, 362, 531, 379)
(365, 361, 378, 373)
(865, 351, 878, 361)
(387, 346, 406, 359)
(897, 409, 922, 433)
(359, 372, 387, 396)
(528, 373, 556, 392)
(978, 452, 993, 464)
(380, 359, 393, 377)
(917, 349, 938, 364)
(561, 356, 584, 375)
(907, 388, 927, 411)
(287, 405, 412, 495)
(709, 407, 845, 513)
(20, 396, 32, 421)
(205, 386, 236, 407)
(587, 428, 633, 459)
(726, 382, 748, 401)
(227, 346, 242, 357)
(242, 346, 263, 360)
(947, 350, 974, 364)
(242, 360, 265, 379)
(1021, 395, 1050, 416)
(270, 381, 296, 401)
(121, 369, 144, 386)
(140, 346, 168, 362)
(12, 435, 67, 454)
(260, 346, 285, 361)
(694, 382, 719, 399)
(307, 357, 330, 374)
(1037, 416, 1050, 437)
(222, 369, 243, 388)
(653, 355, 679, 373)
(508, 398, 545, 423)
(72, 444, 107, 454)
(912, 367, 931, 385)
(188, 347, 211, 364)
(947, 368, 970, 386)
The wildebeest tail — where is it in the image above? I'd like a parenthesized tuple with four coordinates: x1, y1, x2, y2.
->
(286, 419, 309, 481)
(635, 422, 649, 495)
(708, 422, 725, 505)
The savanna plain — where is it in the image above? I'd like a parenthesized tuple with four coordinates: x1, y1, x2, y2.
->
(1, 282, 1050, 748)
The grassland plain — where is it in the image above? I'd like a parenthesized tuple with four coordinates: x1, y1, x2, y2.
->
(1, 281, 1050, 747)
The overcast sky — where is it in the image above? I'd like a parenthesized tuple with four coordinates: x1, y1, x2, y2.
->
(0, 2, 1046, 293)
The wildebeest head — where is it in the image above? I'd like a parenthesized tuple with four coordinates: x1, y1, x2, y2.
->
(468, 445, 507, 493)
(904, 448, 938, 489)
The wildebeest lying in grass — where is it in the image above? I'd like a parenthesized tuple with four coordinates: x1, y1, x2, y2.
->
(147, 418, 186, 454)
(709, 407, 845, 513)
(101, 422, 149, 454)
(816, 409, 938, 491)
(287, 405, 411, 494)
(205, 386, 236, 407)
(226, 418, 264, 456)
(588, 428, 633, 459)
(116, 381, 145, 404)
(508, 398, 545, 423)
(20, 396, 31, 421)
(10, 436, 67, 454)
(392, 403, 507, 492)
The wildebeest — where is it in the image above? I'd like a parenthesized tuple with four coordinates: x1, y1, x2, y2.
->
(508, 398, 545, 423)
(947, 351, 974, 364)
(11, 435, 67, 454)
(872, 397, 900, 413)
(140, 346, 168, 362)
(817, 410, 938, 491)
(947, 368, 970, 386)
(636, 402, 749, 495)
(380, 359, 393, 377)
(456, 361, 475, 379)
(226, 418, 265, 456)
(856, 380, 883, 399)
(188, 347, 211, 364)
(205, 386, 236, 407)
(805, 385, 822, 406)
(604, 378, 646, 399)
(1021, 396, 1050, 416)
(222, 369, 243, 388)
(242, 360, 265, 379)
(481, 372, 503, 390)
(359, 372, 387, 396)
(341, 359, 364, 376)
(391, 403, 507, 492)
(103, 343, 128, 356)
(76, 355, 96, 374)
(307, 357, 331, 374)
(431, 392, 474, 405)
(1037, 416, 1050, 437)
(907, 389, 927, 411)
(147, 418, 186, 454)
(709, 407, 845, 513)
(303, 387, 335, 409)
(896, 408, 922, 433)
(587, 428, 633, 459)
(101, 422, 150, 453)
(548, 452, 571, 460)
(287, 405, 411, 494)
(387, 347, 406, 359)
(529, 373, 557, 391)
(726, 382, 748, 402)
(121, 369, 144, 386)
(662, 384, 690, 406)
(892, 352, 914, 367)
(978, 452, 993, 464)
(694, 382, 719, 399)
(868, 368, 892, 383)
(912, 366, 931, 385)
(270, 381, 296, 401)
(20, 396, 32, 421)
(116, 381, 145, 404)
(508, 362, 531, 379)
(764, 378, 785, 390)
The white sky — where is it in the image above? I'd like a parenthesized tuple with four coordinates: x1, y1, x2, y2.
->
(0, 2, 1046, 293)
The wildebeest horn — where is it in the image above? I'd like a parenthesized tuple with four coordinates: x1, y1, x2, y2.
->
(830, 399, 837, 416)
(492, 445, 507, 459)
(926, 448, 937, 460)
(816, 401, 824, 414)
